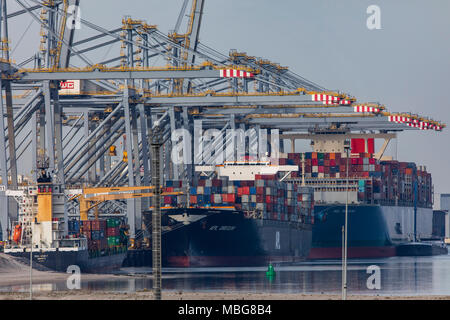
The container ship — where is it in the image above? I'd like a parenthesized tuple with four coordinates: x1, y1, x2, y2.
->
(3, 172, 128, 273)
(281, 134, 437, 259)
(129, 161, 315, 267)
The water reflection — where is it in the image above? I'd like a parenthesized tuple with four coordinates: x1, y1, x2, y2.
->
(2, 255, 450, 296)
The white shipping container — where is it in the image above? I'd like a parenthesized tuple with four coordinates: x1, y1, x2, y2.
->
(214, 194, 222, 203)
(255, 180, 265, 187)
(256, 203, 266, 210)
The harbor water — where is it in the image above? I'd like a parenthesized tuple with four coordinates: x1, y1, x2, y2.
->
(2, 254, 450, 296)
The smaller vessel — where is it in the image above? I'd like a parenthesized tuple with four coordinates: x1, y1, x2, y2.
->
(3, 170, 128, 273)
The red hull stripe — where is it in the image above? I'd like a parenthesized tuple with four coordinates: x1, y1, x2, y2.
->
(166, 255, 306, 267)
(308, 246, 396, 259)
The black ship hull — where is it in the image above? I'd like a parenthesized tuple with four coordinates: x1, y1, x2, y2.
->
(6, 249, 126, 273)
(130, 208, 312, 267)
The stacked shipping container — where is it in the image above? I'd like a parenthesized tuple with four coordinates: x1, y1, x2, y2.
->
(282, 152, 432, 208)
(73, 218, 127, 256)
(162, 177, 314, 224)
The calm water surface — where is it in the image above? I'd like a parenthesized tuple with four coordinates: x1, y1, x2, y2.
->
(4, 254, 450, 296)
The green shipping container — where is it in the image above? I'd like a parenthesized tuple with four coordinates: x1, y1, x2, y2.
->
(107, 236, 116, 246)
(107, 219, 121, 228)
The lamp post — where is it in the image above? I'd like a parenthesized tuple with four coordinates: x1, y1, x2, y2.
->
(30, 221, 33, 300)
(342, 139, 351, 300)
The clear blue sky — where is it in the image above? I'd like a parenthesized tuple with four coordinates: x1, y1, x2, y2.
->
(6, 0, 450, 208)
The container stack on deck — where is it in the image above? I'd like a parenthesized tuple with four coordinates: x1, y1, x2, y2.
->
(162, 176, 314, 223)
(283, 152, 380, 179)
(69, 218, 127, 256)
(282, 152, 433, 208)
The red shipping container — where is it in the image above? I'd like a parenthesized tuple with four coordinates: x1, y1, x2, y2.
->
(266, 196, 272, 204)
(367, 138, 375, 154)
(228, 194, 235, 202)
(190, 196, 197, 204)
(369, 158, 376, 165)
(166, 187, 174, 192)
(330, 159, 336, 166)
(164, 196, 172, 204)
(318, 166, 324, 173)
(91, 220, 100, 231)
(358, 158, 364, 165)
(198, 179, 206, 187)
(351, 139, 365, 153)
(256, 187, 264, 195)
(312, 159, 319, 166)
(324, 160, 330, 166)
(237, 188, 243, 196)
(243, 187, 250, 195)
(81, 220, 91, 231)
(351, 158, 358, 165)
(107, 227, 119, 237)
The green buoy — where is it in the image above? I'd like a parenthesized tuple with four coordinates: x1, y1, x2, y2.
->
(266, 263, 276, 277)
